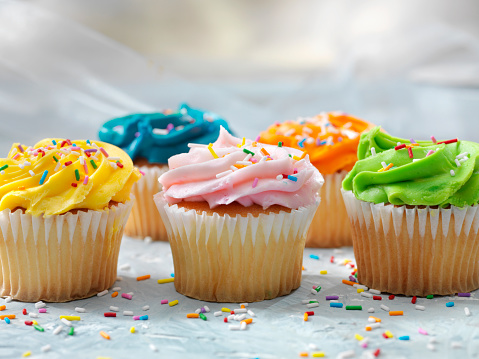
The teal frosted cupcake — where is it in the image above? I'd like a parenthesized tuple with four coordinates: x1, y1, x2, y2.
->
(99, 103, 234, 241)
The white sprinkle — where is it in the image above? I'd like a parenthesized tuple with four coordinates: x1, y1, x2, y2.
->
(412, 159, 421, 162)
(353, 284, 368, 290)
(144, 236, 152, 244)
(465, 307, 471, 316)
(276, 174, 283, 180)
(371, 147, 376, 156)
(229, 325, 241, 331)
(203, 305, 210, 313)
(337, 349, 355, 359)
(369, 289, 381, 295)
(127, 292, 134, 296)
(195, 308, 201, 314)
(141, 305, 149, 311)
(53, 325, 63, 335)
(306, 303, 319, 308)
(29, 313, 39, 318)
(19, 164, 24, 169)
(450, 170, 455, 176)
(309, 343, 318, 350)
(236, 161, 252, 166)
(214, 311, 222, 317)
(123, 311, 134, 316)
(216, 170, 233, 179)
(310, 289, 318, 295)
(149, 344, 158, 352)
(187, 143, 209, 148)
(75, 307, 86, 313)
(54, 161, 62, 172)
(455, 159, 461, 167)
(247, 310, 255, 317)
(451, 342, 462, 349)
(427, 343, 436, 351)
(302, 300, 311, 304)
(116, 276, 123, 281)
(79, 156, 85, 165)
(228, 315, 235, 321)
(35, 301, 46, 309)
(359, 338, 369, 347)
(380, 304, 390, 312)
(368, 308, 375, 313)
(368, 317, 377, 323)
(91, 142, 99, 148)
(0, 171, 4, 175)
(61, 318, 72, 327)
(111, 287, 121, 291)
(28, 170, 35, 177)
(24, 161, 31, 167)
(303, 127, 313, 134)
(41, 344, 51, 352)
(361, 292, 373, 298)
(240, 303, 249, 307)
(243, 154, 252, 162)
(456, 152, 469, 159)
(429, 337, 438, 344)
(284, 129, 295, 137)
(240, 321, 247, 330)
(397, 142, 401, 146)
(230, 166, 238, 172)
(97, 289, 108, 297)
(110, 306, 119, 312)
(367, 323, 381, 330)
(234, 308, 247, 314)
(110, 162, 118, 170)
(459, 157, 468, 163)
(236, 314, 246, 321)
(415, 305, 426, 311)
(120, 263, 131, 270)
(381, 162, 387, 169)
(107, 157, 121, 161)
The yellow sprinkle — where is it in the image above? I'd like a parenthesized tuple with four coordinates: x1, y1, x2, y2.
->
(378, 163, 394, 172)
(221, 307, 231, 312)
(22, 351, 31, 357)
(157, 278, 174, 284)
(320, 270, 327, 275)
(312, 352, 325, 358)
(241, 137, 246, 146)
(293, 155, 300, 161)
(357, 288, 364, 293)
(60, 315, 81, 321)
(385, 330, 394, 338)
(130, 326, 135, 334)
(32, 320, 38, 325)
(169, 300, 179, 307)
(355, 333, 364, 341)
(208, 146, 219, 159)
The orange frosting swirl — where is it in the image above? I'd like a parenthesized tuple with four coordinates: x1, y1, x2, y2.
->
(258, 112, 375, 174)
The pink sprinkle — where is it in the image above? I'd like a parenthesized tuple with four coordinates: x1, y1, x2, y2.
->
(361, 341, 369, 348)
(83, 162, 89, 175)
(410, 138, 417, 144)
(426, 150, 435, 157)
(139, 170, 145, 176)
(38, 308, 47, 313)
(166, 123, 174, 132)
(252, 178, 258, 188)
(431, 136, 437, 144)
(83, 176, 89, 185)
(255, 136, 261, 142)
(12, 153, 20, 160)
(99, 147, 109, 158)
(312, 286, 317, 289)
(70, 147, 81, 151)
(250, 158, 258, 163)
(121, 293, 133, 300)
(161, 299, 168, 305)
(133, 316, 140, 320)
(418, 328, 428, 335)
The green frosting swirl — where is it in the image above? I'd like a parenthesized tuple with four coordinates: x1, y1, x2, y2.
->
(342, 127, 479, 207)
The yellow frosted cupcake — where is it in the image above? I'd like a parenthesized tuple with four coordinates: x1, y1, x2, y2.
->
(0, 138, 141, 302)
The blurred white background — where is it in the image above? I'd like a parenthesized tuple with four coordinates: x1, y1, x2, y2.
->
(0, 0, 479, 154)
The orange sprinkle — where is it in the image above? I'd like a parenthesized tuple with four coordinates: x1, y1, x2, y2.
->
(100, 331, 110, 340)
(342, 279, 356, 286)
(299, 352, 309, 357)
(18, 186, 25, 191)
(240, 305, 246, 309)
(241, 318, 253, 324)
(260, 148, 270, 156)
(136, 275, 151, 281)
(252, 142, 257, 147)
(365, 326, 372, 331)
(303, 313, 308, 322)
(187, 313, 199, 318)
(265, 158, 272, 161)
(389, 311, 403, 316)
(378, 163, 394, 172)
(300, 151, 307, 160)
(234, 164, 246, 169)
(369, 316, 381, 322)
(302, 266, 305, 271)
(0, 314, 15, 320)
(0, 305, 5, 311)
(111, 291, 118, 298)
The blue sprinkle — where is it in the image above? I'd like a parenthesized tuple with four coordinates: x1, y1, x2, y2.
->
(140, 315, 148, 320)
(320, 140, 327, 145)
(309, 254, 319, 260)
(4, 317, 10, 324)
(39, 170, 48, 185)
(446, 302, 455, 307)
(170, 273, 175, 277)
(330, 303, 343, 308)
(287, 175, 298, 182)
(399, 335, 410, 341)
(52, 140, 57, 145)
(72, 143, 77, 147)
(298, 138, 306, 148)
(86, 139, 91, 145)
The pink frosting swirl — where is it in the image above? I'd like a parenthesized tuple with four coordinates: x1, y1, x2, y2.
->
(159, 127, 324, 209)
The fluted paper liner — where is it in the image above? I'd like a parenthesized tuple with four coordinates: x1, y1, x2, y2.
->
(342, 190, 479, 296)
(0, 201, 133, 302)
(126, 165, 169, 241)
(154, 193, 319, 302)
(306, 171, 352, 248)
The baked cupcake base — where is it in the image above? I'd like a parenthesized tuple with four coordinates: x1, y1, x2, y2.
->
(126, 163, 168, 241)
(306, 171, 351, 248)
(0, 201, 132, 302)
(154, 193, 318, 302)
(342, 190, 479, 296)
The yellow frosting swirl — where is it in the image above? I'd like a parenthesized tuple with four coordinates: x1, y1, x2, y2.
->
(0, 139, 141, 216)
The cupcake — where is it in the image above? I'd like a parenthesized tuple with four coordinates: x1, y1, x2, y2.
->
(342, 127, 479, 296)
(99, 103, 233, 241)
(0, 138, 141, 302)
(154, 127, 323, 302)
(258, 112, 375, 248)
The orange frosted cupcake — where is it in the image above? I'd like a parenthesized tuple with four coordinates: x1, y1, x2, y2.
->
(258, 112, 375, 247)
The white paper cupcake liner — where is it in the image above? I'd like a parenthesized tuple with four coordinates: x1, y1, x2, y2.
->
(0, 201, 133, 302)
(306, 171, 352, 247)
(342, 189, 479, 296)
(154, 193, 319, 302)
(126, 165, 169, 241)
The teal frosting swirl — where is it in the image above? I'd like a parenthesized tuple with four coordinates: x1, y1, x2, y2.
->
(99, 103, 234, 164)
(342, 127, 479, 207)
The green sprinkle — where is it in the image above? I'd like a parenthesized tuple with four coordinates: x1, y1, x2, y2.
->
(0, 164, 8, 172)
(74, 169, 80, 181)
(33, 324, 44, 332)
(68, 327, 74, 335)
(288, 154, 292, 157)
(426, 295, 434, 299)
(90, 160, 97, 169)
(346, 305, 362, 310)
(309, 300, 318, 304)
(199, 313, 207, 321)
(53, 156, 58, 162)
(315, 286, 322, 292)
(278, 141, 283, 147)
(243, 149, 255, 156)
(355, 273, 358, 278)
